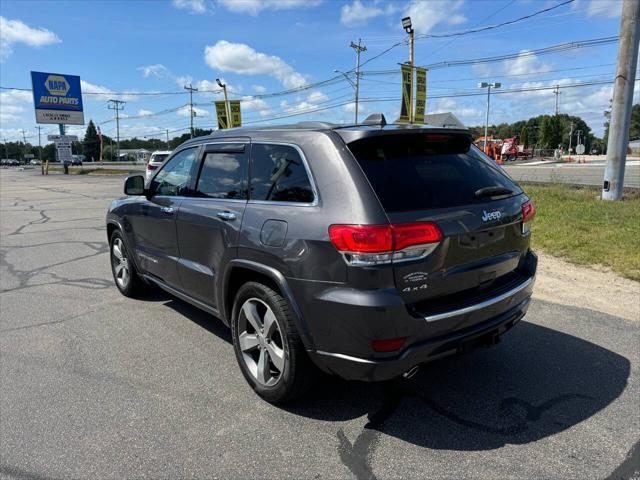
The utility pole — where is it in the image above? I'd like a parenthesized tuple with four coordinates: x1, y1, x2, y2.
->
(568, 121, 574, 156)
(36, 126, 43, 174)
(108, 99, 126, 161)
(20, 129, 27, 164)
(216, 79, 230, 128)
(554, 86, 561, 115)
(603, 0, 640, 200)
(166, 129, 170, 147)
(350, 39, 367, 123)
(479, 82, 501, 156)
(184, 83, 198, 138)
(402, 17, 415, 124)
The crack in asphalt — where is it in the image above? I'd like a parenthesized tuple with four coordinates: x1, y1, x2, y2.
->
(336, 380, 595, 480)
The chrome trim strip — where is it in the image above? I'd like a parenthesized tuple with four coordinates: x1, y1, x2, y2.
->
(423, 276, 534, 323)
(314, 351, 378, 364)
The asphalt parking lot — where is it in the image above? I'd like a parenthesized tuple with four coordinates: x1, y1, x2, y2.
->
(1, 169, 639, 480)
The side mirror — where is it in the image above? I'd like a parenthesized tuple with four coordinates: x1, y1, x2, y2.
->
(124, 174, 146, 196)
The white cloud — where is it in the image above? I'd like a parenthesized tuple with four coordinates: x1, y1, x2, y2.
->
(218, 0, 321, 16)
(252, 84, 267, 94)
(0, 89, 32, 125)
(0, 88, 32, 105)
(172, 0, 206, 14)
(80, 80, 138, 101)
(405, 0, 466, 34)
(139, 64, 170, 78)
(504, 51, 552, 76)
(0, 104, 25, 124)
(586, 0, 621, 18)
(241, 96, 270, 116)
(307, 90, 329, 103)
(341, 0, 383, 26)
(204, 40, 308, 89)
(177, 105, 210, 117)
(0, 16, 60, 60)
(137, 109, 153, 116)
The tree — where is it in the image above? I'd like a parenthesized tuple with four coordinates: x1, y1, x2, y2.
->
(540, 115, 563, 149)
(83, 120, 101, 162)
(519, 126, 528, 147)
(630, 103, 640, 140)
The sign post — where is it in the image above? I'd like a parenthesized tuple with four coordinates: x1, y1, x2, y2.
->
(399, 64, 413, 124)
(215, 101, 229, 129)
(31, 71, 84, 174)
(215, 100, 242, 129)
(48, 135, 78, 174)
(414, 67, 427, 124)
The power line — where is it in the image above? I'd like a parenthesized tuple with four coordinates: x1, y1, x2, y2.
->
(415, 0, 576, 39)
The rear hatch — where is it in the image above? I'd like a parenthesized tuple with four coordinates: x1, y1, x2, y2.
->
(343, 129, 533, 315)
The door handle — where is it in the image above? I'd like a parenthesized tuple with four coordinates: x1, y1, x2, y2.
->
(217, 211, 237, 221)
(161, 206, 174, 214)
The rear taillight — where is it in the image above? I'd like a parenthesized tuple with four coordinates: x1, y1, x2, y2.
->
(147, 164, 157, 171)
(329, 222, 442, 266)
(522, 200, 536, 234)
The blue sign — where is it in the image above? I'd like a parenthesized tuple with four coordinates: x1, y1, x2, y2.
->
(31, 71, 84, 125)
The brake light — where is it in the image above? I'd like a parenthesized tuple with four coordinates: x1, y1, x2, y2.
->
(393, 222, 442, 250)
(328, 225, 392, 253)
(147, 164, 157, 170)
(372, 337, 406, 353)
(329, 222, 442, 265)
(521, 200, 536, 234)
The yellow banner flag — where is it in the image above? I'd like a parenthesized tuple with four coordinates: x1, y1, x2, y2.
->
(399, 64, 413, 124)
(215, 101, 228, 129)
(229, 100, 241, 128)
(415, 67, 427, 124)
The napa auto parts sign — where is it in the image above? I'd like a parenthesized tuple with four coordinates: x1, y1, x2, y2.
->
(31, 71, 84, 125)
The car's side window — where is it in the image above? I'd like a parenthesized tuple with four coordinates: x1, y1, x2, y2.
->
(195, 149, 248, 200)
(250, 144, 314, 203)
(151, 147, 198, 196)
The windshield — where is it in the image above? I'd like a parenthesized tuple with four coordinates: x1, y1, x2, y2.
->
(347, 133, 522, 212)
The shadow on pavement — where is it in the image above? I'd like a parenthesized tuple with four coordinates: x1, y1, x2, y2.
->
(150, 293, 630, 452)
(284, 319, 630, 452)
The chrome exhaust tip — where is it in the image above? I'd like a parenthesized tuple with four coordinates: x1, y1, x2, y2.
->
(402, 365, 420, 379)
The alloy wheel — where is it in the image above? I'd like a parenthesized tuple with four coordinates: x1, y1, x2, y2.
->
(237, 298, 286, 387)
(111, 237, 130, 289)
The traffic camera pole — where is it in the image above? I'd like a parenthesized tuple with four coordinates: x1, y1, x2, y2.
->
(602, 0, 640, 200)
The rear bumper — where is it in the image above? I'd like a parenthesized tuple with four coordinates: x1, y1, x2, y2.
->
(291, 250, 537, 381)
(307, 297, 530, 381)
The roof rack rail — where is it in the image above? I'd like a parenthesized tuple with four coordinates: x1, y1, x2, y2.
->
(296, 121, 336, 129)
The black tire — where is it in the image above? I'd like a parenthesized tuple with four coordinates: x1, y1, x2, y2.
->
(231, 281, 315, 403)
(109, 229, 146, 298)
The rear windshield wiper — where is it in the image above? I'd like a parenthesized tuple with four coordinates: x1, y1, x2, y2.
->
(474, 186, 515, 198)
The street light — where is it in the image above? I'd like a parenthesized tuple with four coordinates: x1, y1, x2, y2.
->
(401, 16, 412, 32)
(216, 78, 231, 127)
(478, 82, 501, 155)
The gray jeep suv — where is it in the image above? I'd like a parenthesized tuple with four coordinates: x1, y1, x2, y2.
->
(106, 115, 537, 403)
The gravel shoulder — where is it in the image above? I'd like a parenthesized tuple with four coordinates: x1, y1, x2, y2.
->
(533, 251, 640, 322)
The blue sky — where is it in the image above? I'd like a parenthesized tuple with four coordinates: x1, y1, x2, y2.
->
(0, 0, 635, 143)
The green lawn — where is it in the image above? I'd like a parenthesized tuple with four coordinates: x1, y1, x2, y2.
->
(522, 183, 640, 281)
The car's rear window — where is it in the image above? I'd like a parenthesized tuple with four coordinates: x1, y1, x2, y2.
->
(346, 133, 521, 212)
(151, 154, 169, 163)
